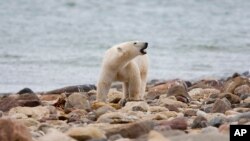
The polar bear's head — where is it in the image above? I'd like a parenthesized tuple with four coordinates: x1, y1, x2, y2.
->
(116, 41, 148, 58)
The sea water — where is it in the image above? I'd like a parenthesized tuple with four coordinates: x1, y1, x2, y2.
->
(0, 0, 250, 92)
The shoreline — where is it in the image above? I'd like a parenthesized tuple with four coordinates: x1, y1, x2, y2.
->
(0, 71, 250, 141)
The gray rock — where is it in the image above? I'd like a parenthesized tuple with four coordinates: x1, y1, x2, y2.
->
(65, 93, 91, 111)
(191, 116, 208, 129)
(208, 115, 228, 127)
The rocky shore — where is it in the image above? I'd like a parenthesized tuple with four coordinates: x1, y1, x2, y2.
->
(1, 72, 250, 141)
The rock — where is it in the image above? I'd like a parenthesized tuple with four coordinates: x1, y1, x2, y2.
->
(17, 88, 34, 94)
(108, 134, 123, 141)
(148, 130, 169, 141)
(45, 84, 96, 94)
(164, 105, 179, 112)
(218, 93, 240, 104)
(107, 89, 123, 103)
(0, 93, 41, 112)
(16, 118, 40, 127)
(122, 101, 149, 112)
(191, 116, 208, 129)
(67, 109, 88, 123)
(152, 111, 178, 120)
(92, 102, 121, 110)
(65, 93, 91, 112)
(38, 128, 77, 141)
(167, 85, 191, 102)
(188, 88, 220, 100)
(190, 79, 223, 90)
(201, 103, 214, 113)
(211, 98, 231, 113)
(184, 109, 197, 117)
(208, 115, 228, 127)
(17, 93, 41, 107)
(159, 96, 188, 108)
(146, 79, 184, 100)
(223, 76, 248, 93)
(0, 95, 19, 112)
(234, 84, 250, 97)
(0, 119, 33, 141)
(8, 106, 50, 120)
(97, 112, 139, 124)
(149, 106, 169, 113)
(66, 126, 106, 141)
(105, 120, 154, 138)
(243, 97, 250, 103)
(201, 126, 219, 133)
(94, 105, 116, 118)
(156, 118, 188, 130)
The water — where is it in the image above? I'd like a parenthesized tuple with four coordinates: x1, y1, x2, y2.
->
(1, 0, 250, 92)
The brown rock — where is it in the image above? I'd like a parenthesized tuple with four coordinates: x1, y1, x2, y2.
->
(0, 95, 18, 112)
(122, 101, 149, 112)
(211, 98, 231, 113)
(17, 93, 41, 107)
(218, 93, 240, 104)
(167, 85, 191, 102)
(105, 120, 155, 138)
(92, 101, 121, 110)
(156, 118, 188, 130)
(66, 126, 106, 141)
(107, 89, 123, 103)
(97, 112, 139, 124)
(45, 84, 96, 94)
(190, 79, 223, 90)
(223, 76, 248, 93)
(0, 119, 33, 141)
(219, 124, 230, 134)
(184, 109, 197, 117)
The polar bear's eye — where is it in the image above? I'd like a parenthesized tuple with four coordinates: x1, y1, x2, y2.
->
(133, 42, 137, 45)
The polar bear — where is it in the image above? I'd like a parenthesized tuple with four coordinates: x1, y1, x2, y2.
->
(97, 41, 149, 103)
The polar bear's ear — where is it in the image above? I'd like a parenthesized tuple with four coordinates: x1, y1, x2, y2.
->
(117, 47, 123, 52)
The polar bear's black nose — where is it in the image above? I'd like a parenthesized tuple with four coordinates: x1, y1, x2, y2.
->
(145, 42, 148, 47)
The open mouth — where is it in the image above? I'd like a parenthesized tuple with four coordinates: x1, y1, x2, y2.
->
(140, 46, 147, 54)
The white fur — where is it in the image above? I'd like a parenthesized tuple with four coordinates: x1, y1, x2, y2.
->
(97, 41, 149, 102)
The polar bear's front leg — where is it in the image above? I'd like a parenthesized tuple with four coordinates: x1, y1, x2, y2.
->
(128, 72, 142, 101)
(97, 73, 113, 102)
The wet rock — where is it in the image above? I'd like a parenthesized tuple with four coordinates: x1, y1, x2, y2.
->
(38, 128, 76, 141)
(148, 130, 169, 141)
(0, 119, 33, 141)
(107, 89, 123, 103)
(65, 93, 91, 112)
(17, 93, 41, 107)
(17, 87, 34, 94)
(8, 106, 50, 120)
(211, 98, 231, 113)
(191, 116, 208, 128)
(45, 84, 96, 94)
(97, 112, 139, 124)
(122, 101, 149, 112)
(66, 126, 106, 141)
(105, 120, 154, 138)
(167, 85, 191, 102)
